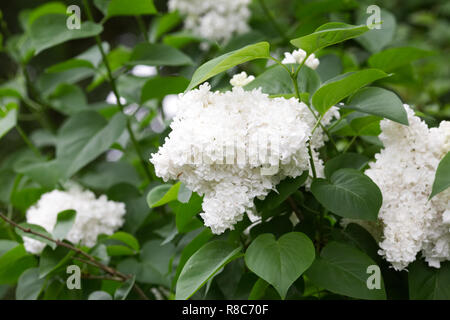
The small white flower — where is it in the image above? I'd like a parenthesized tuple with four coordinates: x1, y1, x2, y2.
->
(305, 54, 320, 70)
(230, 71, 255, 87)
(131, 65, 157, 77)
(282, 49, 320, 70)
(24, 185, 126, 254)
(162, 94, 180, 119)
(106, 92, 126, 105)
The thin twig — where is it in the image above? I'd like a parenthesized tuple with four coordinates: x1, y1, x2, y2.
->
(0, 212, 149, 300)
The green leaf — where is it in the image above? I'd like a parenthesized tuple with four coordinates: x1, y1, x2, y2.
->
(290, 23, 369, 55)
(356, 9, 396, 53)
(16, 268, 45, 300)
(170, 192, 203, 233)
(52, 210, 76, 240)
(173, 229, 213, 285)
(0, 245, 37, 284)
(430, 152, 450, 199)
(128, 43, 193, 67)
(26, 2, 67, 29)
(39, 246, 74, 278)
(312, 69, 389, 115)
(368, 47, 434, 73)
(0, 102, 18, 139)
(311, 168, 382, 220)
(248, 278, 270, 300)
(324, 153, 369, 179)
(15, 223, 57, 250)
(244, 65, 320, 96)
(409, 259, 450, 299)
(255, 171, 308, 214)
(62, 111, 127, 179)
(187, 42, 270, 91)
(176, 241, 242, 300)
(107, 232, 140, 252)
(306, 242, 386, 300)
(106, 0, 157, 19)
(30, 14, 103, 54)
(46, 59, 95, 74)
(346, 87, 408, 125)
(141, 76, 189, 104)
(88, 291, 113, 300)
(147, 183, 181, 208)
(0, 240, 18, 257)
(114, 275, 135, 300)
(48, 84, 88, 115)
(244, 232, 315, 299)
(150, 12, 182, 42)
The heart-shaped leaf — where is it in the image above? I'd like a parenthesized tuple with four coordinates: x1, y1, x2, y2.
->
(311, 168, 382, 220)
(306, 242, 386, 300)
(409, 259, 450, 300)
(244, 232, 315, 299)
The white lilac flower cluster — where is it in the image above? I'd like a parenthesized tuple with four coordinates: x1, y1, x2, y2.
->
(150, 83, 338, 234)
(168, 0, 251, 44)
(282, 49, 320, 70)
(24, 185, 126, 254)
(364, 105, 450, 270)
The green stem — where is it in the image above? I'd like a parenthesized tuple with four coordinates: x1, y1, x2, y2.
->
(343, 136, 357, 153)
(83, 0, 153, 182)
(135, 16, 149, 41)
(16, 125, 41, 158)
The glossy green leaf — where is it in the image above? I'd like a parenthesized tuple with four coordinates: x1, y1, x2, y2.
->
(176, 241, 242, 300)
(128, 43, 192, 67)
(187, 42, 270, 91)
(16, 268, 45, 300)
(346, 87, 408, 125)
(106, 0, 157, 19)
(147, 183, 181, 208)
(46, 59, 95, 73)
(244, 232, 315, 299)
(141, 76, 189, 104)
(409, 259, 450, 300)
(311, 168, 382, 220)
(312, 69, 389, 115)
(291, 23, 369, 55)
(0, 102, 18, 139)
(39, 246, 74, 278)
(52, 210, 76, 240)
(368, 47, 434, 73)
(324, 153, 369, 179)
(30, 14, 103, 54)
(306, 242, 386, 299)
(107, 232, 140, 252)
(356, 9, 396, 53)
(430, 152, 450, 199)
(0, 245, 37, 284)
(15, 223, 57, 250)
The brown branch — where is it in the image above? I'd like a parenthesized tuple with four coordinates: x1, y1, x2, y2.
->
(0, 212, 149, 300)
